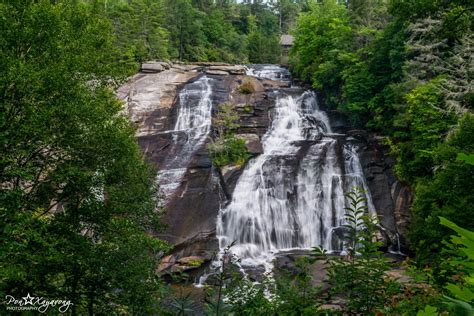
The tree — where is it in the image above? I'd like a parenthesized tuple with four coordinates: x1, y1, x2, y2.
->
(290, 0, 351, 104)
(106, 0, 170, 67)
(246, 10, 281, 64)
(271, 0, 301, 34)
(439, 217, 474, 314)
(409, 113, 474, 271)
(164, 0, 207, 61)
(0, 1, 167, 313)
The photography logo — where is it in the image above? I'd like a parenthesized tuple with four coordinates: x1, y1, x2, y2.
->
(4, 293, 73, 313)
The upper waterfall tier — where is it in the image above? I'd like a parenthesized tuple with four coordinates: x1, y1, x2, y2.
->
(158, 76, 214, 199)
(246, 64, 291, 82)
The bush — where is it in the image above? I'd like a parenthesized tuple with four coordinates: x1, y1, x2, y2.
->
(237, 79, 255, 94)
(208, 135, 251, 168)
(315, 188, 395, 314)
(273, 257, 322, 315)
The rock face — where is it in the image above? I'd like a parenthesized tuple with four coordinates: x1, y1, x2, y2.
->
(237, 134, 263, 154)
(118, 62, 413, 274)
(117, 70, 199, 136)
(350, 133, 413, 253)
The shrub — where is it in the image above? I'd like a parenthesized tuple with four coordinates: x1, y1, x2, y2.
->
(237, 79, 255, 94)
(315, 188, 395, 314)
(273, 256, 322, 315)
(209, 103, 251, 168)
(208, 135, 251, 168)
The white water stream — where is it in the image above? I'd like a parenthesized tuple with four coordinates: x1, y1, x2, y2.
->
(158, 76, 213, 199)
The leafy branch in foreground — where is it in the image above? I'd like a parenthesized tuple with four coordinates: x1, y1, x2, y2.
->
(315, 188, 395, 314)
(438, 217, 474, 314)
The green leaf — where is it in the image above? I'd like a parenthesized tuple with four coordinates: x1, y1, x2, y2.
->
(446, 284, 474, 302)
(416, 305, 438, 316)
(457, 153, 474, 166)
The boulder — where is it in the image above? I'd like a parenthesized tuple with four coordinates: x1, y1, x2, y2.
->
(320, 304, 343, 311)
(117, 70, 199, 136)
(237, 133, 263, 154)
(274, 250, 329, 291)
(141, 62, 164, 73)
(260, 79, 291, 88)
(220, 164, 244, 197)
(170, 264, 199, 273)
(385, 268, 413, 284)
(157, 61, 171, 69)
(193, 61, 231, 66)
(171, 64, 188, 71)
(157, 255, 175, 272)
(221, 164, 241, 182)
(177, 256, 205, 266)
(208, 65, 246, 75)
(205, 69, 229, 76)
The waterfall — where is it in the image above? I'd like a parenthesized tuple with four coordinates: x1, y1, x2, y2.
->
(158, 76, 213, 199)
(216, 67, 374, 268)
(246, 64, 291, 82)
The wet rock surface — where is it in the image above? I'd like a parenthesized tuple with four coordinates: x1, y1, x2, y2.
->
(356, 137, 412, 253)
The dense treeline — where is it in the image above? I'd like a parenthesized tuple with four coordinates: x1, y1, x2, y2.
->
(102, 0, 310, 71)
(290, 0, 473, 274)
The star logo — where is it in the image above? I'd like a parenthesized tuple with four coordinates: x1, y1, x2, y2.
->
(22, 293, 35, 305)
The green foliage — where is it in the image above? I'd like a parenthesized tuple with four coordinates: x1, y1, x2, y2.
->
(290, 0, 473, 297)
(237, 79, 255, 95)
(290, 0, 351, 96)
(106, 0, 169, 71)
(225, 274, 276, 315)
(316, 188, 394, 314)
(416, 305, 438, 316)
(409, 114, 474, 271)
(247, 20, 281, 63)
(213, 103, 241, 137)
(0, 1, 168, 313)
(392, 81, 457, 181)
(217, 253, 321, 315)
(161, 272, 200, 315)
(101, 0, 295, 64)
(458, 153, 474, 165)
(164, 0, 207, 61)
(209, 103, 251, 168)
(273, 256, 322, 315)
(385, 261, 442, 315)
(439, 217, 474, 314)
(208, 136, 251, 168)
(205, 242, 240, 316)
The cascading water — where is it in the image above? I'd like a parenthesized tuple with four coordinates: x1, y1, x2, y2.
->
(216, 66, 374, 269)
(158, 76, 213, 199)
(246, 64, 291, 82)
